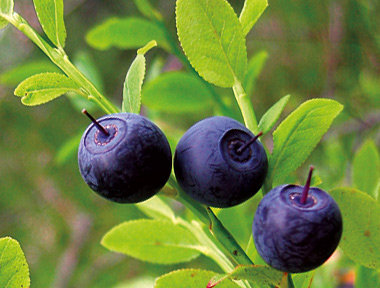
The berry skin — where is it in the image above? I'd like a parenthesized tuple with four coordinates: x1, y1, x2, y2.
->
(78, 112, 172, 203)
(253, 171, 343, 273)
(174, 116, 268, 208)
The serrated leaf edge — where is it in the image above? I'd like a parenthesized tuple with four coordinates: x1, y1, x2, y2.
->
(269, 99, 343, 184)
(0, 237, 30, 287)
(175, 0, 247, 88)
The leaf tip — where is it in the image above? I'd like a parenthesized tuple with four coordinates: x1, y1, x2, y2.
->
(137, 40, 157, 55)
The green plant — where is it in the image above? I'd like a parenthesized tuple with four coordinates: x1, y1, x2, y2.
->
(1, 0, 379, 287)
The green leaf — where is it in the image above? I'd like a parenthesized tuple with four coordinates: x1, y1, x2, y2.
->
(0, 0, 13, 29)
(239, 0, 268, 36)
(0, 237, 30, 288)
(355, 266, 380, 288)
(292, 271, 315, 288)
(0, 59, 60, 86)
(155, 269, 239, 288)
(142, 72, 213, 113)
(113, 276, 155, 288)
(133, 0, 162, 21)
(135, 196, 176, 221)
(208, 265, 283, 288)
(243, 50, 268, 96)
(258, 94, 290, 135)
(14, 72, 81, 106)
(122, 41, 156, 113)
(0, 17, 7, 30)
(86, 17, 169, 51)
(101, 219, 201, 264)
(352, 139, 380, 199)
(33, 0, 66, 47)
(329, 187, 380, 269)
(268, 98, 343, 186)
(176, 0, 247, 87)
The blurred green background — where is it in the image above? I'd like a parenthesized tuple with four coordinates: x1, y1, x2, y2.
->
(0, 0, 379, 287)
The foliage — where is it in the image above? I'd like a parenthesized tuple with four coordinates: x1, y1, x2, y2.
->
(0, 0, 379, 287)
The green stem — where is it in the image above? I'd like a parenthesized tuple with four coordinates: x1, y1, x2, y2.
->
(232, 79, 258, 133)
(177, 218, 234, 272)
(169, 177, 254, 271)
(207, 208, 253, 266)
(8, 13, 119, 114)
(287, 274, 295, 288)
(168, 176, 209, 224)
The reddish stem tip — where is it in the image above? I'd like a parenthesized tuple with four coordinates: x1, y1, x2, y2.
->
(300, 166, 314, 204)
(82, 109, 109, 136)
(237, 131, 263, 154)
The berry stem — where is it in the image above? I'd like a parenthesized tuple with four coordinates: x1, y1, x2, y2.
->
(237, 132, 263, 154)
(82, 109, 110, 136)
(300, 166, 314, 204)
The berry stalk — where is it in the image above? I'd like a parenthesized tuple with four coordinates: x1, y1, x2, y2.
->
(237, 131, 263, 154)
(82, 109, 110, 136)
(300, 166, 314, 204)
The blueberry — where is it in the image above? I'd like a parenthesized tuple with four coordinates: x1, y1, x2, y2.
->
(78, 111, 172, 203)
(174, 116, 268, 208)
(253, 167, 343, 273)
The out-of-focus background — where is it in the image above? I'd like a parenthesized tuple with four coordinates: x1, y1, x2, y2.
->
(0, 0, 378, 287)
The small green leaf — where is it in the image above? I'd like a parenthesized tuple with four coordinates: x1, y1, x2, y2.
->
(329, 187, 380, 269)
(154, 269, 239, 288)
(208, 265, 283, 288)
(268, 98, 343, 186)
(14, 72, 81, 106)
(355, 266, 380, 288)
(86, 17, 169, 51)
(133, 0, 162, 21)
(142, 72, 213, 113)
(176, 0, 247, 87)
(135, 196, 176, 221)
(0, 59, 60, 86)
(0, 0, 13, 29)
(122, 41, 156, 113)
(244, 50, 268, 96)
(123, 59, 143, 112)
(0, 237, 30, 288)
(101, 219, 201, 264)
(33, 0, 66, 47)
(352, 139, 379, 199)
(258, 94, 290, 135)
(239, 0, 268, 36)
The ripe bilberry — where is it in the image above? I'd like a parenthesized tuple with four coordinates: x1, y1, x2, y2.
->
(78, 110, 172, 203)
(174, 116, 268, 208)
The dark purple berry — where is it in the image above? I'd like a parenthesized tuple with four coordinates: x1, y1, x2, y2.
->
(78, 111, 172, 203)
(253, 167, 343, 273)
(174, 116, 268, 208)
